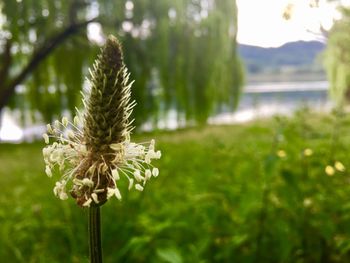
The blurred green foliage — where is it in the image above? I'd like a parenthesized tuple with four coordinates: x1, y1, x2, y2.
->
(0, 0, 243, 126)
(324, 7, 350, 105)
(2, 109, 350, 262)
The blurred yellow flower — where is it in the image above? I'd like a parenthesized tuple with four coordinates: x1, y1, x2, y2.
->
(335, 161, 345, 172)
(303, 148, 313, 157)
(277, 150, 286, 158)
(325, 165, 335, 176)
(303, 198, 312, 208)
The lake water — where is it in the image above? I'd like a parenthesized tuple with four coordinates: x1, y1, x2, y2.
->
(209, 80, 331, 124)
(0, 81, 332, 142)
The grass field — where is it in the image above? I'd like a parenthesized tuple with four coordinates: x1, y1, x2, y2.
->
(2, 109, 350, 262)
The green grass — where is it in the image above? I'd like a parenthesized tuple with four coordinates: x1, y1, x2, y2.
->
(2, 109, 350, 262)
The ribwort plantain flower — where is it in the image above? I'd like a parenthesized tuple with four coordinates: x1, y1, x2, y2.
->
(42, 35, 161, 207)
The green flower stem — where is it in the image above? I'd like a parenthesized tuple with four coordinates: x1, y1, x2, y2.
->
(89, 206, 103, 263)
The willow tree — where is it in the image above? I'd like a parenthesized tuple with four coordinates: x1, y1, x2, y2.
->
(121, 0, 243, 126)
(0, 0, 128, 124)
(282, 1, 350, 105)
(0, 0, 243, 127)
(323, 7, 350, 105)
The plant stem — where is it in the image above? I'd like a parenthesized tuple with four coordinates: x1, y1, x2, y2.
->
(89, 206, 103, 263)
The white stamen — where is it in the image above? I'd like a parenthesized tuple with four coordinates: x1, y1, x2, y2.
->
(152, 167, 159, 177)
(114, 187, 122, 200)
(47, 124, 53, 134)
(82, 178, 94, 188)
(59, 192, 68, 200)
(145, 169, 152, 180)
(54, 120, 60, 127)
(135, 184, 144, 191)
(74, 116, 80, 126)
(62, 117, 69, 127)
(91, 193, 99, 203)
(128, 178, 134, 190)
(133, 170, 143, 182)
(83, 198, 92, 207)
(43, 133, 49, 144)
(45, 166, 52, 177)
(112, 169, 120, 180)
(67, 130, 75, 140)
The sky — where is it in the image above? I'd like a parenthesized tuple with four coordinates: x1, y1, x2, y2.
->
(236, 0, 347, 47)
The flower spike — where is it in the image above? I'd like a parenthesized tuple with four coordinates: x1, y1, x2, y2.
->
(43, 35, 161, 207)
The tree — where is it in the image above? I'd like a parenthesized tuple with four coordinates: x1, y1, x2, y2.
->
(110, 0, 244, 125)
(323, 7, 350, 105)
(282, 0, 350, 105)
(0, 0, 243, 128)
(0, 0, 105, 124)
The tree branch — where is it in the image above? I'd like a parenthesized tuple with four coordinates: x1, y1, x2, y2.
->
(0, 17, 97, 111)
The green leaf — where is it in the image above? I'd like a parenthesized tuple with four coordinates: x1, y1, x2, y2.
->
(156, 247, 183, 263)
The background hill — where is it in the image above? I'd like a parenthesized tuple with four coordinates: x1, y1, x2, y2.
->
(238, 41, 326, 82)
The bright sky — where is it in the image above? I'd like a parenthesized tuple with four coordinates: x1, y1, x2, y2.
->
(236, 0, 348, 47)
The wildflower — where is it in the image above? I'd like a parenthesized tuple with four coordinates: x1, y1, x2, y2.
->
(303, 148, 313, 157)
(335, 161, 345, 172)
(276, 150, 286, 158)
(303, 198, 312, 208)
(325, 165, 335, 176)
(42, 35, 161, 207)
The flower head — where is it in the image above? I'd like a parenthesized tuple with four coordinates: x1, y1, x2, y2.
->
(325, 165, 335, 176)
(303, 198, 312, 208)
(303, 148, 313, 157)
(276, 150, 286, 158)
(43, 35, 161, 207)
(335, 161, 345, 172)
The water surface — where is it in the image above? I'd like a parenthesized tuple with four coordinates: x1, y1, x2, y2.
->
(0, 81, 332, 141)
